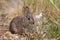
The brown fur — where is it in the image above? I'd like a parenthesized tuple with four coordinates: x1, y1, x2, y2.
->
(9, 6, 34, 35)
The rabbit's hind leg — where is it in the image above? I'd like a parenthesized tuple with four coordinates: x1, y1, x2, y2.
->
(9, 23, 18, 34)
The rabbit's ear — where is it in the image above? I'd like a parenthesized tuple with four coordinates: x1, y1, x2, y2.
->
(25, 6, 29, 11)
(22, 6, 30, 15)
(23, 6, 29, 11)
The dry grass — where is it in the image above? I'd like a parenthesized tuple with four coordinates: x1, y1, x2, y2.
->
(0, 0, 60, 40)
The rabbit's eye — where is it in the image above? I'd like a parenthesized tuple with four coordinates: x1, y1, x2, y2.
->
(28, 18, 30, 20)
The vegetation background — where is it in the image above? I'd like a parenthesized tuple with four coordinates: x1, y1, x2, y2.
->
(0, 0, 60, 40)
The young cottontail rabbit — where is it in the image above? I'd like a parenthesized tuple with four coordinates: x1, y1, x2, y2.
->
(9, 6, 34, 35)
